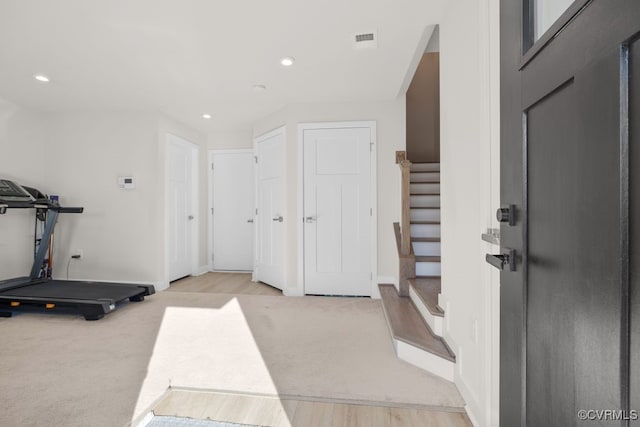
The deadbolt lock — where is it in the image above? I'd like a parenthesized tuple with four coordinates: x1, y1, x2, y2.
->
(496, 205, 515, 226)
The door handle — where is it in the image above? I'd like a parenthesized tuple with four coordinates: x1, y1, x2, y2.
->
(247, 219, 254, 223)
(188, 215, 194, 220)
(305, 216, 316, 223)
(272, 216, 283, 222)
(486, 249, 516, 271)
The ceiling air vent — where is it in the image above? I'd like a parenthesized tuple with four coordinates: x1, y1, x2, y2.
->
(353, 31, 377, 49)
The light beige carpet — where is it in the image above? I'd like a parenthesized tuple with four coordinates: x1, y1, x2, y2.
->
(0, 291, 465, 427)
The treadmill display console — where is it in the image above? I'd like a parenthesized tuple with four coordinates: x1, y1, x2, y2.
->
(0, 179, 34, 202)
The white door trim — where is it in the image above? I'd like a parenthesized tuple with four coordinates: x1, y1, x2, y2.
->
(164, 133, 199, 287)
(208, 148, 255, 272)
(253, 126, 287, 288)
(297, 121, 377, 296)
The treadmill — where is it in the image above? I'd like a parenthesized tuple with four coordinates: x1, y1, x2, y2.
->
(0, 179, 155, 320)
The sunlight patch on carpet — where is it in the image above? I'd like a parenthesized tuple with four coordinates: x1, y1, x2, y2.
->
(133, 298, 282, 422)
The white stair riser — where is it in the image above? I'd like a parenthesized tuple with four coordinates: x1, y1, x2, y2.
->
(412, 242, 441, 256)
(410, 195, 440, 208)
(396, 341, 454, 382)
(410, 224, 440, 238)
(410, 209, 440, 222)
(410, 183, 440, 194)
(416, 261, 441, 276)
(410, 172, 440, 182)
(409, 287, 444, 336)
(411, 163, 440, 172)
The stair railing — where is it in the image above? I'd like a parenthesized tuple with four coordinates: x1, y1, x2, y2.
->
(395, 151, 414, 296)
(395, 151, 412, 256)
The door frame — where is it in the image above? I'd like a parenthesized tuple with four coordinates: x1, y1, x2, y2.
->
(297, 121, 377, 296)
(164, 133, 199, 286)
(253, 126, 287, 288)
(208, 149, 255, 272)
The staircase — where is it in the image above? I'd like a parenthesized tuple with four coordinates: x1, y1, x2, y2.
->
(379, 156, 455, 382)
(409, 162, 441, 276)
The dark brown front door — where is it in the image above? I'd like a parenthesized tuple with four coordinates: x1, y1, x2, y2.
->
(499, 1, 640, 425)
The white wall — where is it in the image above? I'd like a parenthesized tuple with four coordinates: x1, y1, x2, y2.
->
(208, 128, 253, 150)
(43, 112, 162, 285)
(253, 99, 405, 296)
(0, 98, 47, 279)
(0, 108, 207, 289)
(439, 0, 500, 425)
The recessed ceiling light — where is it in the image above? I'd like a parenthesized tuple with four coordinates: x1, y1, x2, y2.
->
(34, 74, 50, 83)
(202, 113, 212, 119)
(280, 57, 295, 67)
(252, 84, 267, 92)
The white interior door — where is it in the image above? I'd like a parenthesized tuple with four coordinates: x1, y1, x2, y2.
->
(211, 150, 255, 271)
(303, 126, 372, 296)
(255, 130, 285, 289)
(167, 134, 196, 282)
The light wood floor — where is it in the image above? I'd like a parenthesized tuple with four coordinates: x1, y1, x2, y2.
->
(168, 272, 282, 296)
(154, 389, 472, 427)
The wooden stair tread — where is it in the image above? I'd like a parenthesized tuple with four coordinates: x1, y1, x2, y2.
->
(409, 278, 444, 317)
(411, 237, 441, 242)
(410, 163, 440, 171)
(415, 256, 441, 262)
(410, 178, 440, 183)
(378, 284, 455, 362)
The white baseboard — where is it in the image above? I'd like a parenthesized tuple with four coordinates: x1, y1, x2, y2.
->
(196, 265, 210, 276)
(440, 329, 482, 427)
(396, 340, 454, 382)
(465, 404, 480, 427)
(283, 287, 304, 297)
(409, 286, 443, 336)
(456, 371, 482, 427)
(156, 281, 170, 291)
(210, 269, 252, 273)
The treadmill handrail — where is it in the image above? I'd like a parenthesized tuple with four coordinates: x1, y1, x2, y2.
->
(53, 206, 84, 214)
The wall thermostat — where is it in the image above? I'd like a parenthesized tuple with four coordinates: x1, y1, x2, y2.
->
(118, 176, 136, 190)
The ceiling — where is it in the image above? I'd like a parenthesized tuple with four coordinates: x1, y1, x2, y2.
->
(0, 0, 444, 133)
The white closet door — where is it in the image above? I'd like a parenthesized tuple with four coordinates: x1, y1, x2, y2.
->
(303, 127, 372, 296)
(212, 151, 255, 271)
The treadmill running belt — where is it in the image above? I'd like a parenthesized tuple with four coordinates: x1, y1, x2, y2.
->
(1, 280, 145, 302)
